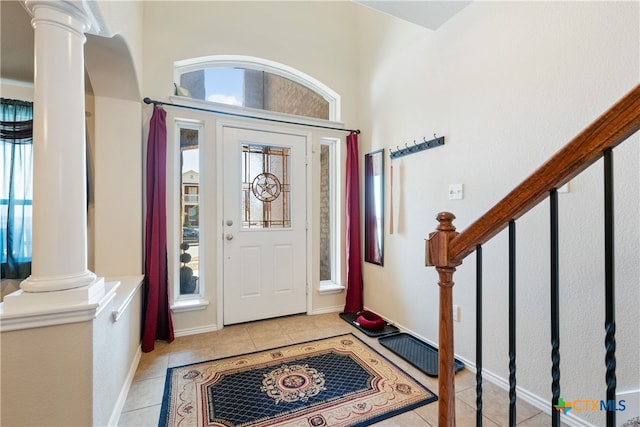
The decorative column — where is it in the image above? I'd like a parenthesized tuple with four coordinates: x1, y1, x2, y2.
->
(4, 1, 103, 310)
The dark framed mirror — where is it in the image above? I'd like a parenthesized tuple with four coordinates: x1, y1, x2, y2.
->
(364, 149, 384, 265)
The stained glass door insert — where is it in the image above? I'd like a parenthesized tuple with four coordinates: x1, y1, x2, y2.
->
(242, 144, 291, 229)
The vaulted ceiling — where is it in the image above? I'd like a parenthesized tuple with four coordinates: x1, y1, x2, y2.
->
(1, 1, 470, 85)
(355, 1, 470, 30)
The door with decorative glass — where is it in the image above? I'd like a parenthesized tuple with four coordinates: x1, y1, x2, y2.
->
(222, 126, 307, 325)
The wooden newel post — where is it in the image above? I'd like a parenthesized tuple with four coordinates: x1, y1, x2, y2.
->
(426, 212, 460, 427)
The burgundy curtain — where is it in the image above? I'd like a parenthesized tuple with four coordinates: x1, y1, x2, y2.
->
(142, 106, 174, 352)
(344, 132, 364, 313)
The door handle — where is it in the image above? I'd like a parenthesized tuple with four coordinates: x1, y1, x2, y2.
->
(226, 234, 234, 241)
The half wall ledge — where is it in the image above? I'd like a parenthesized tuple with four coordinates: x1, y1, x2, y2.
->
(0, 275, 143, 331)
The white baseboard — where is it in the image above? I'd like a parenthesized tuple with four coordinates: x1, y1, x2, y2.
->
(109, 345, 142, 427)
(173, 308, 346, 335)
(478, 369, 594, 427)
(370, 309, 600, 427)
(310, 305, 344, 315)
(174, 323, 219, 337)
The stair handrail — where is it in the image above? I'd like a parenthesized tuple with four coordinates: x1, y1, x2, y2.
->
(450, 84, 640, 263)
(426, 84, 640, 427)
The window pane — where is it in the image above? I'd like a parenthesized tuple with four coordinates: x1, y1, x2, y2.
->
(179, 69, 206, 101)
(319, 144, 332, 281)
(241, 144, 291, 229)
(1, 137, 33, 267)
(205, 68, 244, 105)
(262, 73, 329, 119)
(179, 127, 199, 295)
(178, 67, 329, 120)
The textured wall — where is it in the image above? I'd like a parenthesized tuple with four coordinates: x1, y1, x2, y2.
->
(354, 2, 639, 425)
(1, 321, 94, 426)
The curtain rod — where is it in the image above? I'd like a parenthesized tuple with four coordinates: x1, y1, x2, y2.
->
(1, 98, 33, 107)
(143, 97, 360, 134)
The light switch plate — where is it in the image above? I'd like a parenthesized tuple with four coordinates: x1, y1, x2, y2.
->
(449, 184, 463, 200)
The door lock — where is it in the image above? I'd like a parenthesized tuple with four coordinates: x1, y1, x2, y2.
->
(225, 233, 234, 241)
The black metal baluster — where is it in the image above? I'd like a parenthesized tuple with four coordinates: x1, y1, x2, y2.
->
(476, 244, 483, 427)
(509, 220, 516, 426)
(604, 149, 616, 427)
(550, 189, 560, 427)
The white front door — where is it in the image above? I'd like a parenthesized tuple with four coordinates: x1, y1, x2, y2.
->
(222, 126, 307, 325)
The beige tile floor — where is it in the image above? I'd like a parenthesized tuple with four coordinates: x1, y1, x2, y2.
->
(117, 313, 555, 426)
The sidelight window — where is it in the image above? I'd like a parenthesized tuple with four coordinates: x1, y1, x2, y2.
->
(177, 124, 201, 297)
(319, 138, 341, 289)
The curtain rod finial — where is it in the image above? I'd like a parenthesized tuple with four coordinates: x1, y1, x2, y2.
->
(143, 97, 153, 105)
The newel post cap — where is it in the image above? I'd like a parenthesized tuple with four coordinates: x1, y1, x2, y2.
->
(425, 212, 460, 267)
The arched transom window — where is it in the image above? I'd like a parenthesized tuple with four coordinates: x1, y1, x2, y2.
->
(174, 55, 341, 121)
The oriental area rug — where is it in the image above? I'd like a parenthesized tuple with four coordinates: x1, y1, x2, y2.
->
(159, 334, 437, 427)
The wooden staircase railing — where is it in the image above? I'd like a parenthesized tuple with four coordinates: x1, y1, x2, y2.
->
(426, 84, 640, 427)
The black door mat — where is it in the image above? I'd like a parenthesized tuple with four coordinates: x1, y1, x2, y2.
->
(339, 312, 400, 337)
(379, 333, 465, 377)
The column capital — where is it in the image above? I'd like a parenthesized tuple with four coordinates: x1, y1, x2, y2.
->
(23, 0, 104, 36)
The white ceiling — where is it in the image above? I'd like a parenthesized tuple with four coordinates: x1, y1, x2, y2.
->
(0, 1, 471, 85)
(355, 1, 471, 30)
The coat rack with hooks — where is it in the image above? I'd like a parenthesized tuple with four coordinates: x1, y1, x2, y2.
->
(389, 134, 444, 159)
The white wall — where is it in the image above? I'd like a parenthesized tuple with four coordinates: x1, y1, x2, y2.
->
(0, 81, 33, 102)
(141, 1, 362, 332)
(355, 2, 639, 425)
(1, 321, 94, 426)
(93, 280, 144, 427)
(91, 96, 143, 276)
(141, 1, 359, 117)
(84, 1, 144, 277)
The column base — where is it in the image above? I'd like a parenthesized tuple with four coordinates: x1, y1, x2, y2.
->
(2, 276, 106, 315)
(21, 270, 97, 293)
